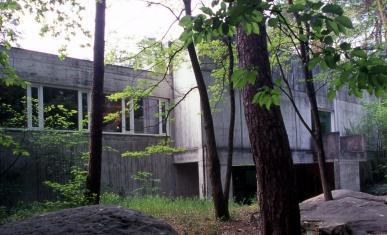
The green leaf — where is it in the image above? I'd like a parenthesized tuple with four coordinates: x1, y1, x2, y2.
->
(308, 56, 322, 70)
(335, 16, 353, 29)
(179, 31, 193, 44)
(311, 1, 324, 10)
(245, 23, 253, 35)
(351, 48, 367, 59)
(200, 6, 213, 15)
(322, 4, 343, 15)
(252, 10, 264, 23)
(369, 65, 387, 75)
(179, 16, 192, 28)
(288, 4, 305, 13)
(221, 23, 229, 35)
(268, 18, 279, 28)
(326, 19, 339, 35)
(311, 16, 323, 31)
(327, 89, 336, 100)
(299, 34, 308, 42)
(323, 36, 333, 45)
(324, 55, 336, 69)
(251, 23, 260, 34)
(231, 68, 257, 89)
(339, 42, 351, 51)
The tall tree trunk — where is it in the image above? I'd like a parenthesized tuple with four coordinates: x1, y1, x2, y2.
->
(85, 0, 106, 205)
(182, 0, 230, 220)
(375, 0, 387, 46)
(289, 1, 334, 200)
(236, 22, 301, 234)
(224, 37, 235, 203)
(302, 50, 334, 201)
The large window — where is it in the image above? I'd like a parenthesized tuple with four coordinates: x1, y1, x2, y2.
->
(0, 84, 27, 128)
(0, 84, 169, 135)
(312, 110, 332, 135)
(43, 87, 78, 130)
(103, 95, 122, 132)
(133, 98, 165, 134)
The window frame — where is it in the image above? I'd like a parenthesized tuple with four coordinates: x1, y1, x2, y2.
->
(1, 83, 169, 136)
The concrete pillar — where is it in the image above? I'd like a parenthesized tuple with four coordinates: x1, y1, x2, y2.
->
(198, 147, 206, 198)
(334, 160, 360, 191)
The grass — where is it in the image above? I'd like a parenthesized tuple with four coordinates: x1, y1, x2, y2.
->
(1, 193, 256, 234)
(101, 193, 254, 234)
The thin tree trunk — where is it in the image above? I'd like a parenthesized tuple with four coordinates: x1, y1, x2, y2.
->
(376, 0, 387, 45)
(236, 22, 301, 234)
(182, 0, 230, 220)
(224, 37, 235, 203)
(303, 61, 334, 201)
(289, 1, 334, 200)
(85, 0, 106, 205)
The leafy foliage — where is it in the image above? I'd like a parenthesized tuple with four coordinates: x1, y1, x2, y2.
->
(44, 166, 89, 207)
(121, 141, 185, 158)
(179, 0, 387, 109)
(130, 171, 160, 196)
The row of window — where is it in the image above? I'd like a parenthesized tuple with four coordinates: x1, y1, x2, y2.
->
(0, 84, 169, 135)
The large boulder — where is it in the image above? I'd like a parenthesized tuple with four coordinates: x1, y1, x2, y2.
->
(300, 189, 387, 234)
(0, 205, 177, 235)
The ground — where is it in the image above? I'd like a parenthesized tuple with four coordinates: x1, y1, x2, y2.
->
(2, 190, 387, 234)
(165, 206, 259, 234)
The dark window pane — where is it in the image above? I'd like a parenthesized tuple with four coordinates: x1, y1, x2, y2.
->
(125, 99, 130, 132)
(43, 87, 78, 130)
(103, 95, 122, 132)
(31, 87, 39, 127)
(81, 92, 88, 129)
(313, 110, 332, 135)
(0, 84, 27, 128)
(144, 98, 159, 134)
(134, 98, 144, 133)
(134, 98, 160, 134)
(161, 101, 167, 134)
(319, 111, 331, 134)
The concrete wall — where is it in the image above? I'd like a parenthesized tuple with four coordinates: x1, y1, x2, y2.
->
(8, 47, 172, 99)
(0, 131, 182, 206)
(1, 48, 184, 205)
(173, 56, 372, 198)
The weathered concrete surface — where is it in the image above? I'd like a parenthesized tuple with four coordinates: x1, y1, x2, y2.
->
(301, 189, 387, 234)
(0, 205, 177, 235)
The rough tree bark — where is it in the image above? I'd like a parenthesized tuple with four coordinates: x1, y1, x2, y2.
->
(236, 21, 301, 234)
(85, 0, 106, 204)
(224, 37, 235, 203)
(182, 0, 230, 220)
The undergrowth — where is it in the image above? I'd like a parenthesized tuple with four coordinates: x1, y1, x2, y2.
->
(0, 194, 254, 234)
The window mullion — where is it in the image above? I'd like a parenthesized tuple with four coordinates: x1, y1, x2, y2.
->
(130, 99, 134, 133)
(38, 85, 44, 129)
(121, 98, 126, 133)
(78, 90, 83, 131)
(159, 99, 162, 135)
(27, 85, 32, 129)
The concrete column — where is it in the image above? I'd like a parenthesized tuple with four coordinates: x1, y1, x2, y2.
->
(335, 160, 360, 191)
(198, 147, 206, 198)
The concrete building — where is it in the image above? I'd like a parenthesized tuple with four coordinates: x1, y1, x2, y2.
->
(0, 47, 372, 204)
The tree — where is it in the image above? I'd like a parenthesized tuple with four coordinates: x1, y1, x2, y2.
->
(287, 0, 333, 201)
(179, 0, 300, 230)
(197, 39, 236, 202)
(182, 0, 230, 220)
(85, 0, 106, 204)
(235, 6, 301, 235)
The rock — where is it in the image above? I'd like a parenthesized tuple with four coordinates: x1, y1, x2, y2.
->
(300, 189, 387, 235)
(0, 205, 178, 235)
